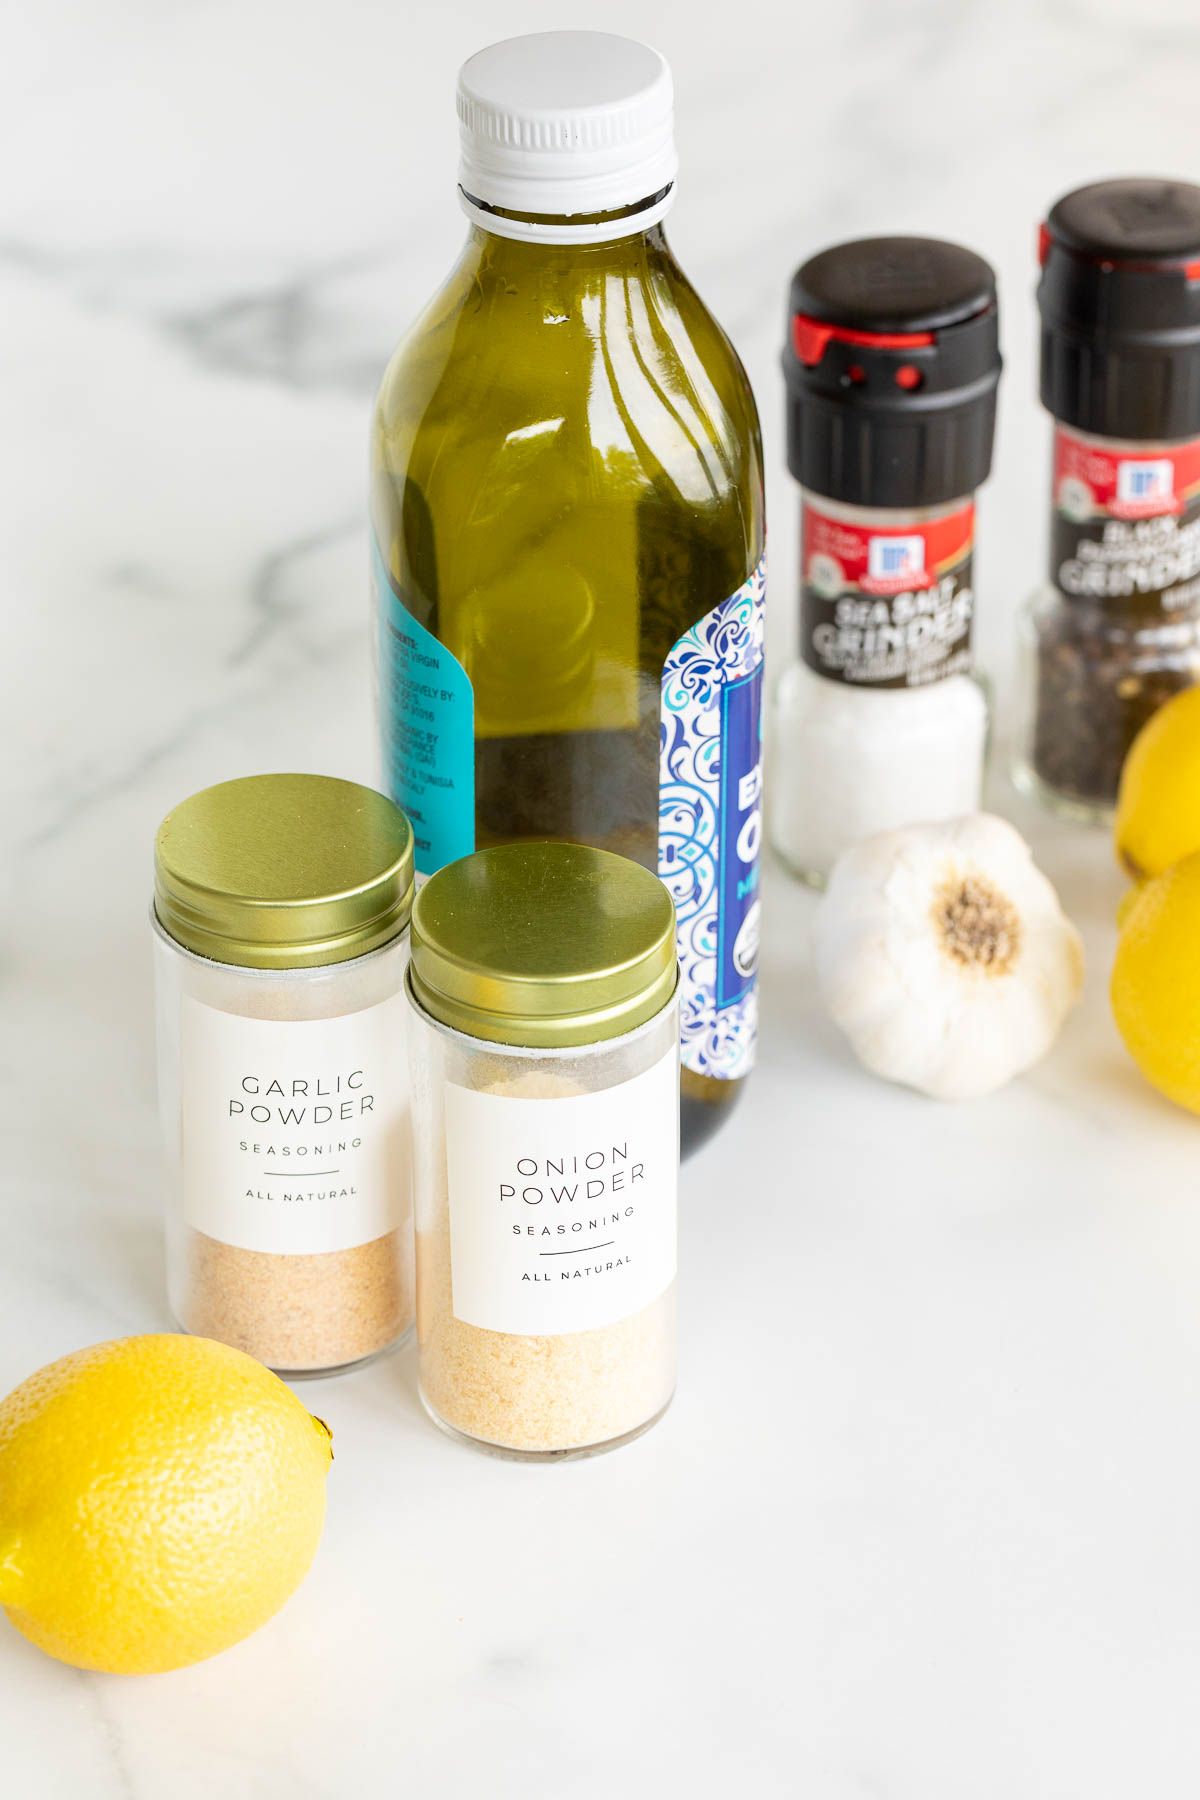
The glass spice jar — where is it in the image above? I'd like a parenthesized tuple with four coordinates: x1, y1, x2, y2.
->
(153, 774, 415, 1377)
(407, 841, 680, 1460)
(1015, 178, 1200, 820)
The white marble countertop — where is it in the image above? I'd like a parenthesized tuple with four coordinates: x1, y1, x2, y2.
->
(6, 1, 1200, 1794)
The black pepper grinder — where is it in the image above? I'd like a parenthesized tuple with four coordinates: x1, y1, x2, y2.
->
(1016, 178, 1200, 820)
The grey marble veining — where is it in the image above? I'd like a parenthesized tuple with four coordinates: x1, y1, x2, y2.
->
(4, 1, 1200, 1794)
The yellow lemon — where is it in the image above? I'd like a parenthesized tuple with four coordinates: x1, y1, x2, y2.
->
(1111, 852, 1200, 1114)
(0, 1334, 332, 1674)
(1114, 684, 1200, 879)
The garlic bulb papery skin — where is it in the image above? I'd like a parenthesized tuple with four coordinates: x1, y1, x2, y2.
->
(813, 813, 1085, 1100)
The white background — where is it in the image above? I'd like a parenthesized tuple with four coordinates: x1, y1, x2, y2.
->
(4, 1, 1200, 1794)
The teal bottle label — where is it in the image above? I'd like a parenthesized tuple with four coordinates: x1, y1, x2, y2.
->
(659, 555, 766, 1081)
(372, 539, 474, 875)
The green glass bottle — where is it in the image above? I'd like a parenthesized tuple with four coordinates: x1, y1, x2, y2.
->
(371, 31, 765, 1155)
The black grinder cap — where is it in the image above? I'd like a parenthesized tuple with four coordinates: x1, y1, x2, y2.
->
(1039, 178, 1200, 442)
(783, 236, 1001, 509)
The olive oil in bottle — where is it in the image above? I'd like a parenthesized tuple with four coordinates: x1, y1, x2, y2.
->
(371, 31, 766, 1155)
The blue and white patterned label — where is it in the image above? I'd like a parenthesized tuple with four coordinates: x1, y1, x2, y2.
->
(659, 556, 766, 1080)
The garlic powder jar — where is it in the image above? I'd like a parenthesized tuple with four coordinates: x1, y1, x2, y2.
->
(406, 841, 680, 1459)
(153, 774, 415, 1376)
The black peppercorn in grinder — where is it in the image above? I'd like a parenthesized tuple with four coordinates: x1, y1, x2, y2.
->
(770, 235, 1002, 887)
(1017, 178, 1200, 820)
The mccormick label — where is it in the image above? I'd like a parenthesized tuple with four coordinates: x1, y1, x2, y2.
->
(659, 555, 765, 1082)
(799, 500, 975, 688)
(1050, 427, 1200, 616)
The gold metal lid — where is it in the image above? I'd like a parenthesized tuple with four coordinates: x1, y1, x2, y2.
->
(154, 774, 415, 970)
(409, 841, 677, 1048)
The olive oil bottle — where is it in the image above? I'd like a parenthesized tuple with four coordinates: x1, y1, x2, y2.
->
(371, 31, 765, 1155)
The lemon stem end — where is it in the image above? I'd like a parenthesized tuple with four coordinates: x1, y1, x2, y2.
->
(311, 1414, 333, 1464)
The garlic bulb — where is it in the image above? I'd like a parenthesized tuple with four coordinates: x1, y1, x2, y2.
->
(813, 813, 1084, 1100)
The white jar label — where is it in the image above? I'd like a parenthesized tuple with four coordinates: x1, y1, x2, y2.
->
(180, 993, 409, 1254)
(443, 1048, 678, 1336)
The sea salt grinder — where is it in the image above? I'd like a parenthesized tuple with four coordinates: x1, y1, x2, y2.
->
(770, 237, 1002, 886)
(406, 840, 680, 1459)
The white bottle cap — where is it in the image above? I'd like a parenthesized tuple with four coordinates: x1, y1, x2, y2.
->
(456, 32, 677, 245)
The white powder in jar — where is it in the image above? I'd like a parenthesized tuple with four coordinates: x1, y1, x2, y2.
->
(769, 659, 987, 885)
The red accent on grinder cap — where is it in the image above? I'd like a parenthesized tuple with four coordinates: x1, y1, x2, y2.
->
(791, 314, 936, 368)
